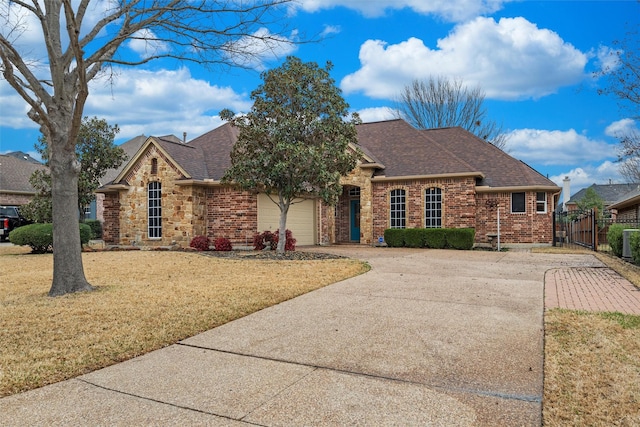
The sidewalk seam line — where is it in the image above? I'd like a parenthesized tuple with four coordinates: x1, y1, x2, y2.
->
(176, 342, 542, 403)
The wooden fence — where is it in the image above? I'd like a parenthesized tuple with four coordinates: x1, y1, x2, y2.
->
(554, 209, 640, 252)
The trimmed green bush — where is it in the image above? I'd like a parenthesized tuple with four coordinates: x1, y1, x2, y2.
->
(424, 228, 447, 249)
(404, 228, 424, 248)
(9, 223, 91, 254)
(446, 228, 475, 250)
(384, 228, 405, 247)
(607, 224, 625, 258)
(84, 219, 103, 239)
(630, 231, 640, 265)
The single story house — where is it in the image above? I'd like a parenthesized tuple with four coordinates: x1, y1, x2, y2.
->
(0, 153, 47, 206)
(564, 182, 638, 214)
(97, 119, 561, 247)
(608, 185, 640, 222)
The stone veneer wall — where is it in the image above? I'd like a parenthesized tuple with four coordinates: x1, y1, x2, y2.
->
(206, 187, 258, 246)
(475, 191, 555, 244)
(371, 177, 477, 242)
(115, 145, 206, 246)
(330, 165, 375, 244)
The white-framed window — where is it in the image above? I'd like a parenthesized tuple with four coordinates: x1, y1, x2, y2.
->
(511, 192, 526, 213)
(425, 187, 442, 228)
(348, 187, 360, 197)
(390, 189, 406, 229)
(148, 181, 162, 238)
(536, 192, 547, 213)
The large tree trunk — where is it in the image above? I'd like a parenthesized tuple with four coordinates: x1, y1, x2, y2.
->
(48, 132, 94, 297)
(277, 193, 290, 254)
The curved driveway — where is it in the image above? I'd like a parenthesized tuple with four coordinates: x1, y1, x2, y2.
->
(1, 247, 603, 426)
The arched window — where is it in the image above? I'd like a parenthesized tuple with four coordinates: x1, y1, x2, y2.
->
(148, 181, 162, 238)
(425, 187, 442, 228)
(390, 189, 406, 229)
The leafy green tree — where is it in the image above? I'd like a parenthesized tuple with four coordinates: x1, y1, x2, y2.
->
(221, 56, 361, 254)
(21, 117, 126, 223)
(572, 187, 605, 220)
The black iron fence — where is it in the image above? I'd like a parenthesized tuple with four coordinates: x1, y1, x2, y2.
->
(554, 209, 640, 252)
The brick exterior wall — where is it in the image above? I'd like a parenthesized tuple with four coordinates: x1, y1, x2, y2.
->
(206, 187, 257, 246)
(475, 191, 555, 244)
(615, 205, 640, 222)
(0, 193, 33, 206)
(371, 177, 477, 241)
(102, 192, 120, 244)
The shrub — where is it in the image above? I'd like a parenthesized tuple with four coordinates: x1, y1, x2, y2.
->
(630, 231, 640, 265)
(446, 228, 475, 250)
(84, 219, 103, 239)
(189, 235, 210, 251)
(79, 223, 92, 246)
(384, 228, 404, 247)
(404, 228, 424, 248)
(253, 230, 295, 251)
(213, 237, 233, 251)
(424, 228, 447, 249)
(607, 224, 625, 258)
(9, 223, 91, 254)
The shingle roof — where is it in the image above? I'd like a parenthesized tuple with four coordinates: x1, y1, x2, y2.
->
(108, 119, 559, 190)
(154, 136, 208, 180)
(101, 135, 148, 185)
(356, 120, 478, 178)
(0, 154, 47, 194)
(568, 183, 639, 206)
(188, 123, 239, 181)
(424, 127, 557, 188)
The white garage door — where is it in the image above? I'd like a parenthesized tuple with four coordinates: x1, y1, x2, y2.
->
(257, 193, 317, 246)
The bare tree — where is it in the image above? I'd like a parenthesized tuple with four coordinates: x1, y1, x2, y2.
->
(597, 28, 640, 182)
(394, 76, 508, 150)
(0, 0, 294, 296)
(618, 131, 640, 183)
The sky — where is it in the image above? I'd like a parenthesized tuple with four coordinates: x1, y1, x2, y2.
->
(1, 0, 639, 198)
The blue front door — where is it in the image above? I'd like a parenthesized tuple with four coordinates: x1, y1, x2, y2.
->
(350, 199, 360, 242)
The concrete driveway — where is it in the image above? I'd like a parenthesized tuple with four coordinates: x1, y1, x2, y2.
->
(0, 247, 603, 426)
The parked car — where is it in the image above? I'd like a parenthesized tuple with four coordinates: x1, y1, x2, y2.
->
(0, 206, 30, 242)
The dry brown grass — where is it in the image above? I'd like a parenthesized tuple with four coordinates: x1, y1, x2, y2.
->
(0, 246, 368, 397)
(534, 246, 640, 426)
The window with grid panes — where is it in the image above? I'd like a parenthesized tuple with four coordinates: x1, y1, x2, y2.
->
(425, 187, 442, 228)
(390, 189, 406, 228)
(148, 181, 162, 238)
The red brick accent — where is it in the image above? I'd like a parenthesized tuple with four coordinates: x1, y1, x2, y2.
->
(102, 192, 121, 244)
(206, 187, 258, 246)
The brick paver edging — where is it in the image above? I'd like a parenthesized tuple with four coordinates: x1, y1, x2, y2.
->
(545, 267, 640, 315)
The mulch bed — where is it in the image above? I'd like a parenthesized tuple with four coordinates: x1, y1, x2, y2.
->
(199, 250, 347, 261)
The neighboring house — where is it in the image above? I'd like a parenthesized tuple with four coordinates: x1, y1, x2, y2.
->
(607, 186, 640, 222)
(97, 119, 561, 247)
(565, 183, 638, 215)
(0, 153, 47, 206)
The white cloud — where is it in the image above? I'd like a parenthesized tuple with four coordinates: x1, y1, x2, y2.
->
(605, 118, 638, 138)
(293, 0, 511, 22)
(341, 17, 588, 100)
(85, 67, 252, 140)
(127, 29, 170, 59)
(321, 25, 341, 37)
(549, 162, 624, 195)
(356, 107, 397, 123)
(223, 28, 298, 70)
(507, 128, 615, 166)
(595, 45, 622, 73)
(1, 66, 249, 140)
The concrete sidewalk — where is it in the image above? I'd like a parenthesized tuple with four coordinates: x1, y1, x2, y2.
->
(0, 248, 603, 426)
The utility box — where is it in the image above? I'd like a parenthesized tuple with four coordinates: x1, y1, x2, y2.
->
(622, 229, 639, 259)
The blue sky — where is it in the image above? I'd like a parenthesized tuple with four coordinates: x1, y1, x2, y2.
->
(1, 0, 639, 197)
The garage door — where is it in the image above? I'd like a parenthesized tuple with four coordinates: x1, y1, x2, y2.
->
(257, 193, 317, 246)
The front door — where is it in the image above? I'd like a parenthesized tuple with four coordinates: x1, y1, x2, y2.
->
(350, 199, 360, 242)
